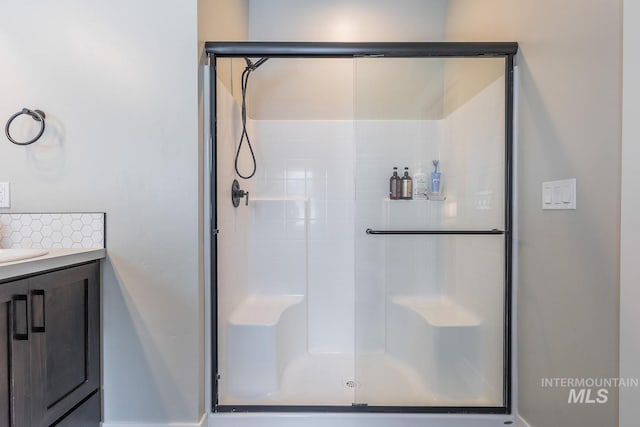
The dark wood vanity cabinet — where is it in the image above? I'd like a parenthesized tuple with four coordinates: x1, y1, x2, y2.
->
(0, 261, 100, 427)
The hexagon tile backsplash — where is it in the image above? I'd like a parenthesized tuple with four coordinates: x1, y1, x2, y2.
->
(0, 213, 105, 249)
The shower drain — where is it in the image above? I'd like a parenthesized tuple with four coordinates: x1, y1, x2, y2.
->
(345, 380, 359, 388)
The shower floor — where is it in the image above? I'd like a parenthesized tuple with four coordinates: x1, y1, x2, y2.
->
(219, 352, 495, 407)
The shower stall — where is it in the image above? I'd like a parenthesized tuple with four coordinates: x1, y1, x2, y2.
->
(206, 42, 517, 415)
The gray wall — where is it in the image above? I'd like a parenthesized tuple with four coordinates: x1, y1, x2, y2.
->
(620, 1, 640, 425)
(0, 1, 249, 423)
(446, 1, 621, 426)
(0, 1, 203, 424)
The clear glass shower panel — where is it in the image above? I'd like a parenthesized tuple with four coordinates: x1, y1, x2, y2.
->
(215, 57, 358, 408)
(353, 57, 507, 407)
(214, 57, 258, 406)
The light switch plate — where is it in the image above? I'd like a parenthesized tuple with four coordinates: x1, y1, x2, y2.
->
(0, 182, 9, 208)
(542, 179, 576, 210)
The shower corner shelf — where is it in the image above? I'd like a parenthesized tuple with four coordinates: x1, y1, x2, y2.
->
(427, 193, 446, 201)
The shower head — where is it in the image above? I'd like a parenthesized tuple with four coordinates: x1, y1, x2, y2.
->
(244, 57, 269, 71)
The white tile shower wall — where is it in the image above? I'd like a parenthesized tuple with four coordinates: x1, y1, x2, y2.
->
(354, 120, 444, 351)
(354, 120, 443, 203)
(0, 213, 105, 249)
(251, 120, 355, 353)
(251, 119, 455, 353)
(248, 198, 307, 296)
(441, 75, 505, 230)
(217, 76, 251, 317)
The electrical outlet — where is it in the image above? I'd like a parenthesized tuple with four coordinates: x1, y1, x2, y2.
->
(0, 182, 10, 208)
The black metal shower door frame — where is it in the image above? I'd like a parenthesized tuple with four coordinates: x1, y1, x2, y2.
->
(206, 41, 518, 415)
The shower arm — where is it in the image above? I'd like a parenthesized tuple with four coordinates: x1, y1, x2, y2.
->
(245, 57, 268, 71)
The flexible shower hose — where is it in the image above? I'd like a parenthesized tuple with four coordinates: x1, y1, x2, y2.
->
(235, 58, 268, 179)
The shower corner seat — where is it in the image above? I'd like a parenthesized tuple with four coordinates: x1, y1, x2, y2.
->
(388, 296, 491, 402)
(226, 295, 306, 399)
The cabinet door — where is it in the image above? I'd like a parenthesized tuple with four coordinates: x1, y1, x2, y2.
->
(54, 392, 101, 427)
(0, 279, 31, 427)
(29, 263, 100, 426)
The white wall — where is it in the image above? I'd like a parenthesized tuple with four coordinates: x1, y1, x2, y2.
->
(620, 1, 640, 425)
(249, 0, 447, 42)
(199, 0, 249, 43)
(0, 1, 204, 424)
(247, 0, 448, 121)
(446, 1, 621, 426)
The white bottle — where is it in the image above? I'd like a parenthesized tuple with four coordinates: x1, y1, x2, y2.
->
(413, 164, 428, 199)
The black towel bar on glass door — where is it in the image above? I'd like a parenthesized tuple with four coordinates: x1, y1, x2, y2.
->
(365, 228, 504, 235)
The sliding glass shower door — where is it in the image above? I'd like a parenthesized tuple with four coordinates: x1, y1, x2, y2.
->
(207, 42, 516, 413)
(353, 56, 509, 408)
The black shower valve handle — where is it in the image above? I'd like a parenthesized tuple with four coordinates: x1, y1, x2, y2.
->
(239, 190, 249, 206)
(234, 188, 249, 206)
(231, 179, 250, 207)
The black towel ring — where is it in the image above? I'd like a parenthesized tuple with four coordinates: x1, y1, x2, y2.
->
(5, 108, 46, 145)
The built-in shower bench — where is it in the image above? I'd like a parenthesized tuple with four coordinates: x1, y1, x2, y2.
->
(391, 296, 480, 328)
(387, 296, 484, 400)
(229, 295, 303, 326)
(227, 295, 306, 397)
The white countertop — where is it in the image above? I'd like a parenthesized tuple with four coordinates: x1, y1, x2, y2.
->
(0, 248, 106, 281)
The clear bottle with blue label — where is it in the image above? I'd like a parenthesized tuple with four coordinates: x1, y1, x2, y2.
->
(413, 164, 428, 199)
(431, 160, 441, 194)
